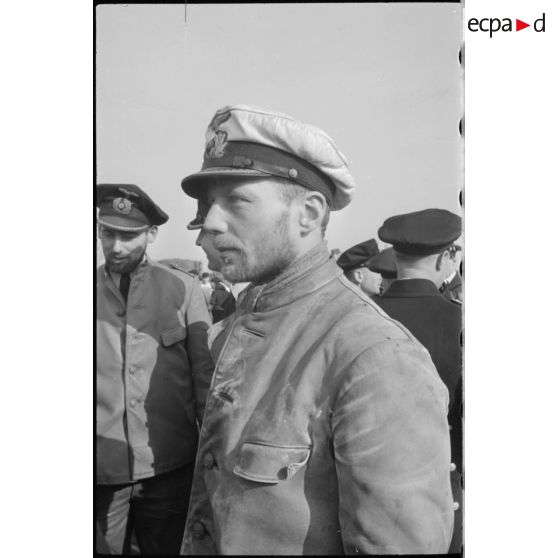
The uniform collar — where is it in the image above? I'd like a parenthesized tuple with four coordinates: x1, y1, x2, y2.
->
(102, 253, 150, 283)
(382, 278, 445, 298)
(238, 241, 339, 312)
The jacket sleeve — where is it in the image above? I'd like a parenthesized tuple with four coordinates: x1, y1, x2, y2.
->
(185, 278, 215, 425)
(332, 338, 454, 554)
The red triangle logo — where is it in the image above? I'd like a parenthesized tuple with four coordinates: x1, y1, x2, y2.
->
(516, 19, 530, 31)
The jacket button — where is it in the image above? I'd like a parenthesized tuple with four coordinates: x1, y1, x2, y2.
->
(453, 501, 460, 511)
(450, 462, 457, 472)
(130, 399, 137, 408)
(191, 521, 206, 540)
(202, 453, 216, 469)
(116, 310, 125, 318)
(129, 366, 136, 375)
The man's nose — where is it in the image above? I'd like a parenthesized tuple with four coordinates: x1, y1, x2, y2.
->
(112, 239, 124, 253)
(202, 202, 227, 234)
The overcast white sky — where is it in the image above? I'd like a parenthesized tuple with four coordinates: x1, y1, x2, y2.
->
(96, 2, 462, 267)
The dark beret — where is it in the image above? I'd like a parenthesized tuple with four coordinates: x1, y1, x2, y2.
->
(337, 238, 380, 271)
(367, 248, 397, 279)
(96, 183, 168, 230)
(378, 208, 461, 255)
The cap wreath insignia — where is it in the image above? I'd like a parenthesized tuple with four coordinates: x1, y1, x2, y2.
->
(113, 197, 133, 214)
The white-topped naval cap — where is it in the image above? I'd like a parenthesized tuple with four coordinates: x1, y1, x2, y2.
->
(181, 105, 356, 211)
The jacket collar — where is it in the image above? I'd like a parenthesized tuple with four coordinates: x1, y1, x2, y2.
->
(238, 241, 340, 313)
(382, 278, 445, 299)
(101, 254, 151, 284)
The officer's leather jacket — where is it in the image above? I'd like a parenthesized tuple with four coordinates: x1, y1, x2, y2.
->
(181, 242, 454, 555)
(96, 257, 213, 484)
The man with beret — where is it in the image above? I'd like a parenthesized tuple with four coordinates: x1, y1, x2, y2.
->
(373, 208, 463, 554)
(178, 105, 454, 555)
(336, 238, 382, 297)
(96, 184, 214, 555)
(368, 246, 398, 295)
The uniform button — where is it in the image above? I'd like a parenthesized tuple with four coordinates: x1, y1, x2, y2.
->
(288, 168, 298, 178)
(202, 453, 216, 469)
(129, 366, 136, 375)
(191, 521, 206, 540)
(450, 462, 457, 472)
(130, 399, 137, 408)
(453, 501, 460, 511)
(116, 310, 125, 318)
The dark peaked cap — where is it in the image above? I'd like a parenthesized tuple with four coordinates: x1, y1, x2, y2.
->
(378, 209, 461, 256)
(96, 183, 169, 230)
(337, 238, 380, 271)
(368, 248, 397, 279)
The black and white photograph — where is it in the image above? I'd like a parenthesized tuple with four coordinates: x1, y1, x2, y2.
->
(4, 0, 558, 556)
(94, 2, 463, 555)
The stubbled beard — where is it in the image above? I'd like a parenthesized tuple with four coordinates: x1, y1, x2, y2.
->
(105, 248, 146, 275)
(220, 210, 297, 284)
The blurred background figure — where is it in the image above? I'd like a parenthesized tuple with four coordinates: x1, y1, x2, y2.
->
(200, 272, 213, 311)
(209, 274, 236, 323)
(330, 248, 341, 261)
(374, 208, 463, 554)
(336, 238, 382, 297)
(367, 247, 397, 295)
(440, 243, 462, 304)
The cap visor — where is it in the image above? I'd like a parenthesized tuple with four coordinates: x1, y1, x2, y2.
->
(181, 167, 271, 198)
(97, 216, 149, 232)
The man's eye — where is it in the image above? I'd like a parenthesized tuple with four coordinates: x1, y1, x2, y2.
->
(229, 195, 248, 205)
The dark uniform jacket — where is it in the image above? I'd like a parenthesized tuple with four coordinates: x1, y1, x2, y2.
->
(373, 278, 463, 553)
(181, 244, 454, 555)
(96, 257, 214, 484)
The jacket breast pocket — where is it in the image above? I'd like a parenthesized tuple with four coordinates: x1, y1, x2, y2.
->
(160, 324, 187, 347)
(233, 441, 311, 484)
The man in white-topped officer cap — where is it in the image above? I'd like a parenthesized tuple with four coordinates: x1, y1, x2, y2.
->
(180, 105, 454, 555)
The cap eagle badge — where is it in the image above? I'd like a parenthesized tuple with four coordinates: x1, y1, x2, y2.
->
(204, 111, 231, 159)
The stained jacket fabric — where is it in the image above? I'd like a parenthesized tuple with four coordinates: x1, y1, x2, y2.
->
(97, 257, 214, 485)
(181, 243, 454, 555)
(373, 279, 463, 553)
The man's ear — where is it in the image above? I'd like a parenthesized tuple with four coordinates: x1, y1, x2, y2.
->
(298, 191, 328, 235)
(353, 268, 364, 285)
(147, 226, 158, 244)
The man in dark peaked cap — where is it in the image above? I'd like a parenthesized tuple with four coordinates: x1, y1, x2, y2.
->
(373, 207, 463, 554)
(96, 184, 214, 555)
(336, 238, 382, 297)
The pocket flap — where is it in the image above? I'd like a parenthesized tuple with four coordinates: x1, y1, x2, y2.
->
(160, 324, 187, 347)
(233, 441, 311, 484)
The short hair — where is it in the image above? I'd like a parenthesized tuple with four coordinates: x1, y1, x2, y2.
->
(343, 267, 360, 285)
(276, 179, 330, 236)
